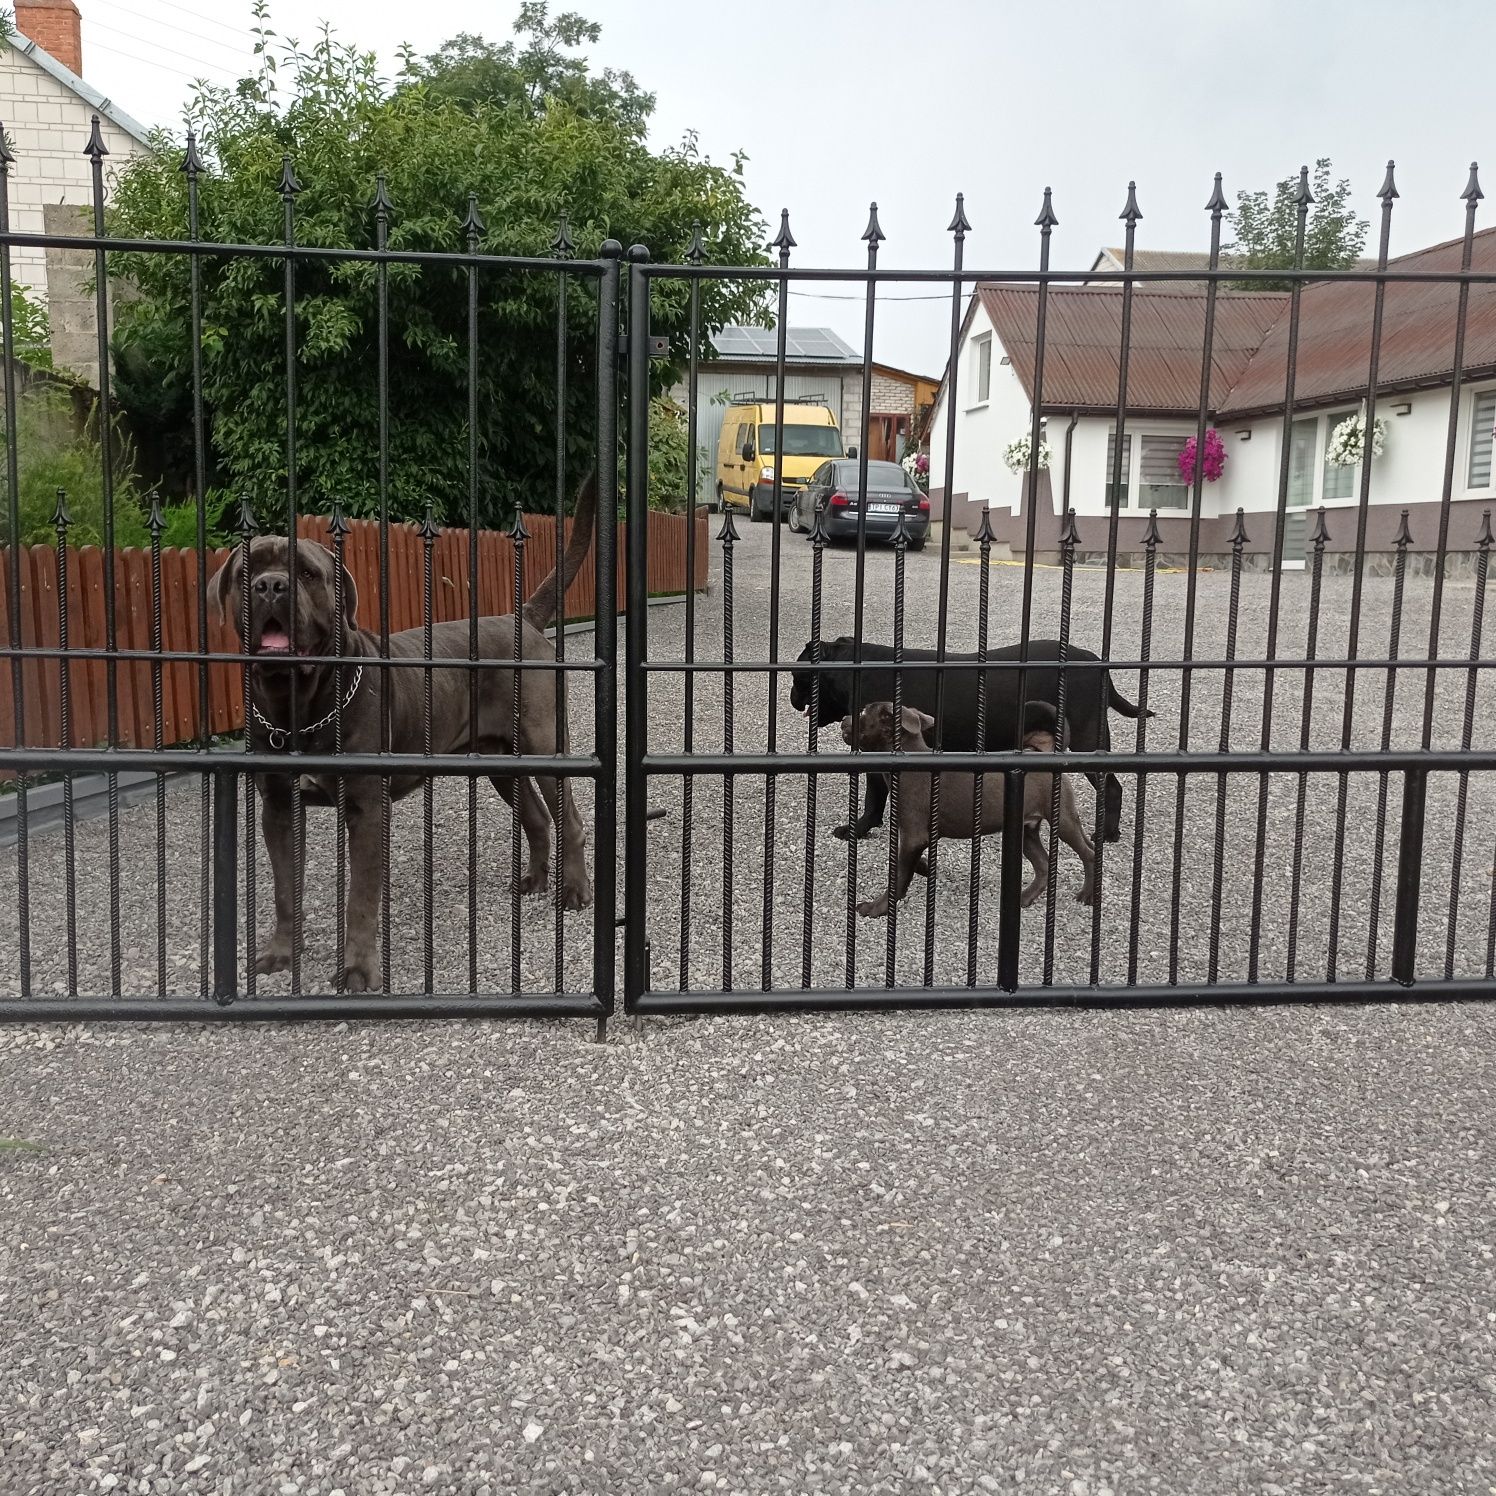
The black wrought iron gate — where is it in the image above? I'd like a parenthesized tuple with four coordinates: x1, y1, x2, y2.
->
(5, 123, 1496, 1024)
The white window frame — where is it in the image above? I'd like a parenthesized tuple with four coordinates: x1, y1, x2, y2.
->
(1137, 432, 1191, 511)
(1467, 384, 1496, 492)
(969, 334, 992, 408)
(1316, 409, 1361, 505)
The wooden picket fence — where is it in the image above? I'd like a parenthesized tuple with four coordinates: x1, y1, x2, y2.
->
(0, 507, 707, 756)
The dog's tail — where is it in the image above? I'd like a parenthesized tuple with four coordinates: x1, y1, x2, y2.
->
(1107, 679, 1154, 719)
(521, 471, 598, 631)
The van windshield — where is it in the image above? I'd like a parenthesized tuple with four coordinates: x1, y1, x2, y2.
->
(758, 424, 842, 457)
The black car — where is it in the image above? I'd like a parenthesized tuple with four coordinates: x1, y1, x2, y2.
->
(788, 459, 930, 548)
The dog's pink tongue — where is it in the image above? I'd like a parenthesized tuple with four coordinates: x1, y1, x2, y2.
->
(259, 627, 290, 654)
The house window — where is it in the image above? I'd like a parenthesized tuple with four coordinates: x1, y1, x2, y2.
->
(1106, 430, 1131, 508)
(1470, 389, 1496, 488)
(1288, 418, 1318, 507)
(972, 336, 992, 404)
(1139, 435, 1188, 509)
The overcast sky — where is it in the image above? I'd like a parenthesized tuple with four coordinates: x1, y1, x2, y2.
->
(72, 0, 1496, 373)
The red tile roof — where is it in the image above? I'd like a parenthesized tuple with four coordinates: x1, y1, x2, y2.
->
(978, 226, 1496, 419)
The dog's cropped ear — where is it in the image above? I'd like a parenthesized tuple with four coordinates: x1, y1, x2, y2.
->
(315, 543, 359, 629)
(206, 549, 244, 634)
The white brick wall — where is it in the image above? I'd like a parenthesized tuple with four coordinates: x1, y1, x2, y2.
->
(870, 371, 914, 418)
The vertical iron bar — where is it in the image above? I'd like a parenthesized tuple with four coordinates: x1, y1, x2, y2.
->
(509, 510, 527, 994)
(54, 491, 78, 993)
(551, 210, 572, 994)
(148, 497, 167, 994)
(1327, 164, 1397, 981)
(279, 155, 303, 996)
(1088, 183, 1142, 985)
(719, 507, 738, 992)
(1044, 506, 1078, 985)
(329, 502, 350, 989)
(237, 497, 257, 991)
(1125, 510, 1161, 985)
(1444, 511, 1490, 979)
(845, 204, 884, 988)
(924, 195, 971, 987)
(884, 509, 908, 986)
(213, 768, 238, 1003)
(1391, 768, 1428, 986)
(680, 221, 704, 991)
(1246, 167, 1314, 982)
(801, 505, 827, 989)
(0, 129, 30, 995)
(762, 212, 794, 991)
(624, 248, 652, 1006)
(465, 193, 485, 996)
(996, 770, 1026, 992)
(592, 240, 622, 1020)
(1285, 508, 1329, 981)
(1013, 189, 1058, 742)
(183, 133, 212, 1000)
(1167, 175, 1228, 985)
(86, 117, 122, 993)
(421, 502, 438, 995)
(1366, 513, 1413, 977)
(1207, 511, 1249, 984)
(1420, 167, 1483, 753)
(375, 175, 393, 995)
(966, 510, 994, 987)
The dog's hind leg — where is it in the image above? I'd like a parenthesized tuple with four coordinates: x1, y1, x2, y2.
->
(1057, 790, 1098, 905)
(534, 774, 593, 911)
(488, 774, 555, 896)
(1020, 823, 1050, 908)
(254, 781, 300, 977)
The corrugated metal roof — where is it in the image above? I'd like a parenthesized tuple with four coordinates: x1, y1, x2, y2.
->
(980, 228, 1496, 418)
(979, 284, 1289, 413)
(1218, 228, 1496, 414)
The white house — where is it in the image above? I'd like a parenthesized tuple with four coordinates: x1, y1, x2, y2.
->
(2, 0, 153, 385)
(928, 226, 1496, 568)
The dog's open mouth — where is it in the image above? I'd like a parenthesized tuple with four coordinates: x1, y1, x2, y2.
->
(255, 627, 292, 655)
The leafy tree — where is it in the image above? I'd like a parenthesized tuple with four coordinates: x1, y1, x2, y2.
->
(1226, 158, 1369, 291)
(107, 3, 766, 528)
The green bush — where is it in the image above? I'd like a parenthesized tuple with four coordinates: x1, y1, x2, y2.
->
(0, 385, 155, 548)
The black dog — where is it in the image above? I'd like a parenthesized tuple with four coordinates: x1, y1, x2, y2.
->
(788, 636, 1149, 843)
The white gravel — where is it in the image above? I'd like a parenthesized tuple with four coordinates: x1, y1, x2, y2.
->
(2, 520, 1496, 1492)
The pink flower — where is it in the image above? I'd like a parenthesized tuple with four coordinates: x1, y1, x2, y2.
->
(1177, 429, 1227, 484)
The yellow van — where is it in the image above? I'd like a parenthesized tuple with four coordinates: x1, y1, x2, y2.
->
(714, 397, 844, 522)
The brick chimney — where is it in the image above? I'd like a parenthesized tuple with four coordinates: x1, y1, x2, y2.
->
(15, 0, 84, 77)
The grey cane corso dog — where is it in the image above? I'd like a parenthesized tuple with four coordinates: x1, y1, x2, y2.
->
(840, 700, 1096, 918)
(208, 476, 597, 992)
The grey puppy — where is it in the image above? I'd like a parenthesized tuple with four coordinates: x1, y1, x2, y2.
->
(840, 700, 1097, 918)
(208, 475, 597, 992)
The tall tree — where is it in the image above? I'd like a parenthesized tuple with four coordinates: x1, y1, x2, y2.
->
(107, 3, 766, 525)
(1226, 158, 1369, 291)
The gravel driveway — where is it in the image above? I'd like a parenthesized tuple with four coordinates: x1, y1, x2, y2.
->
(3, 519, 1496, 1492)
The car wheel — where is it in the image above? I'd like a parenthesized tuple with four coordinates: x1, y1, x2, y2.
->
(908, 535, 927, 552)
(712, 483, 724, 514)
(748, 486, 764, 522)
(788, 499, 803, 533)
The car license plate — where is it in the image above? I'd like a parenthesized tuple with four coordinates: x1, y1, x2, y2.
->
(870, 503, 900, 515)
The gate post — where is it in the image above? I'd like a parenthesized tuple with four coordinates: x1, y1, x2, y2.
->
(623, 247, 652, 1011)
(212, 770, 238, 1003)
(996, 770, 1026, 992)
(593, 242, 623, 1028)
(1391, 767, 1427, 986)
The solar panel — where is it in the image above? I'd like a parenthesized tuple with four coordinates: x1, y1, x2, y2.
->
(710, 325, 861, 362)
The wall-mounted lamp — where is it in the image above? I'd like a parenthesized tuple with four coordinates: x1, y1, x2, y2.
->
(1236, 429, 1252, 441)
(999, 354, 1012, 366)
(1391, 401, 1413, 416)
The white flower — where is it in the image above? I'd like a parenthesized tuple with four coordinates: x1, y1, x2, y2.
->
(1003, 434, 1052, 474)
(1326, 411, 1386, 467)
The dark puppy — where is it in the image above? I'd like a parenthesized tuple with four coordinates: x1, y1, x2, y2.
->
(791, 636, 1147, 843)
(841, 701, 1096, 917)
(208, 476, 597, 992)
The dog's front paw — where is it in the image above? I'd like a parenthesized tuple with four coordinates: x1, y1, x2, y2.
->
(1020, 881, 1046, 908)
(832, 822, 876, 842)
(519, 867, 549, 897)
(253, 942, 292, 976)
(1076, 883, 1098, 907)
(560, 875, 593, 912)
(856, 896, 889, 918)
(333, 957, 381, 993)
